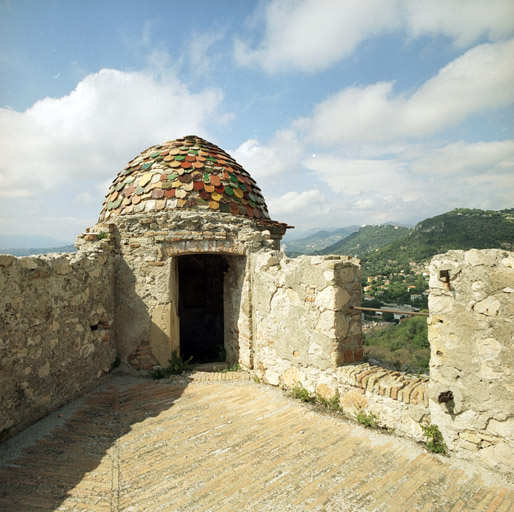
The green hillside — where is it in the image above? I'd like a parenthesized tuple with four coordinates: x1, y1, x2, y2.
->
(362, 208, 514, 276)
(319, 224, 411, 257)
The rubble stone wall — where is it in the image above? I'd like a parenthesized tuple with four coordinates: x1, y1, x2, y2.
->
(80, 212, 284, 370)
(246, 252, 430, 441)
(429, 249, 514, 474)
(250, 252, 363, 377)
(0, 250, 116, 440)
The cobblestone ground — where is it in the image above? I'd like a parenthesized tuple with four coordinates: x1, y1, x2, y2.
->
(1, 373, 513, 512)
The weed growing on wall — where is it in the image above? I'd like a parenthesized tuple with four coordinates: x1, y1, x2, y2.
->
(290, 385, 343, 412)
(291, 384, 315, 403)
(168, 350, 193, 374)
(421, 423, 447, 453)
(316, 390, 341, 411)
(355, 407, 379, 428)
(152, 368, 166, 380)
(218, 364, 241, 373)
(152, 350, 193, 379)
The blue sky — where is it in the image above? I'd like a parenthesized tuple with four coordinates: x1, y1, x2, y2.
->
(1, 0, 513, 241)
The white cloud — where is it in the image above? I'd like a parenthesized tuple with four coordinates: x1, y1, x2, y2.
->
(307, 38, 514, 144)
(0, 68, 225, 199)
(230, 129, 305, 180)
(261, 138, 514, 230)
(235, 0, 514, 73)
(267, 189, 326, 216)
(303, 139, 514, 223)
(235, 0, 399, 73)
(404, 0, 514, 47)
(403, 140, 514, 176)
(304, 155, 408, 196)
(187, 30, 227, 77)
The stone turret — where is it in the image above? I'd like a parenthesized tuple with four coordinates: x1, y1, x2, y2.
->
(77, 135, 290, 370)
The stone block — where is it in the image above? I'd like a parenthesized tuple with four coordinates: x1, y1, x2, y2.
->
(459, 431, 481, 445)
(19, 257, 38, 270)
(0, 254, 16, 267)
(316, 383, 336, 400)
(315, 286, 350, 310)
(474, 296, 501, 316)
(465, 249, 500, 267)
(55, 258, 72, 275)
(150, 305, 178, 367)
(283, 367, 300, 388)
(339, 390, 368, 412)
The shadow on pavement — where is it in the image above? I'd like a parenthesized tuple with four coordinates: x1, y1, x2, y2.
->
(0, 373, 187, 511)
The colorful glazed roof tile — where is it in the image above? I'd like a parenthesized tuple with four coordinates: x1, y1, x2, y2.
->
(99, 135, 271, 222)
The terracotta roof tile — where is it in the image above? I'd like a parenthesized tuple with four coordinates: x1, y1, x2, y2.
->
(99, 135, 271, 222)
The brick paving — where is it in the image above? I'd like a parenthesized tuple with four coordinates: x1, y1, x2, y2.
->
(0, 373, 513, 512)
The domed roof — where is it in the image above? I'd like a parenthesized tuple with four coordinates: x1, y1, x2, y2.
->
(99, 135, 270, 222)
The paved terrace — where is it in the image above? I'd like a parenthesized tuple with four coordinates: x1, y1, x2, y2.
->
(1, 372, 513, 512)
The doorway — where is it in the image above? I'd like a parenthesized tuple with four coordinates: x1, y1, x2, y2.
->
(178, 254, 229, 363)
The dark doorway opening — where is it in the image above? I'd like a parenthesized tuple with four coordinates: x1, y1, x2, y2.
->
(178, 254, 229, 364)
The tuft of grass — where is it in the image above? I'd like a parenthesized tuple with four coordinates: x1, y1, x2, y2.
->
(218, 364, 241, 373)
(355, 407, 379, 428)
(152, 350, 193, 379)
(291, 384, 315, 403)
(316, 390, 341, 411)
(152, 368, 166, 380)
(97, 231, 108, 240)
(421, 423, 447, 453)
(167, 350, 193, 375)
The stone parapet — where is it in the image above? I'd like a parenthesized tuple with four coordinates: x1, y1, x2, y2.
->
(337, 364, 429, 406)
(429, 249, 514, 475)
(255, 362, 430, 441)
(0, 249, 116, 440)
(250, 252, 362, 372)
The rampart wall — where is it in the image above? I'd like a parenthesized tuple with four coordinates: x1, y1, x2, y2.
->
(1, 241, 512, 476)
(429, 249, 514, 474)
(249, 251, 430, 442)
(0, 250, 116, 439)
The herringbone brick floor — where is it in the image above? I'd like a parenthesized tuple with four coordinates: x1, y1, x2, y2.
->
(0, 374, 513, 511)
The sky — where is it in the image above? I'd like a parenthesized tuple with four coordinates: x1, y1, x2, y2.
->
(1, 0, 513, 242)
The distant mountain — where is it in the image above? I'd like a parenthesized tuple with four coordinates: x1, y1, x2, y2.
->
(283, 226, 360, 255)
(0, 234, 73, 250)
(363, 208, 514, 269)
(319, 225, 411, 257)
(282, 227, 326, 242)
(2, 245, 77, 256)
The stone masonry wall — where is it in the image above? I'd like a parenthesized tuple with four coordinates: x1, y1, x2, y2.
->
(247, 251, 430, 442)
(429, 249, 514, 474)
(76, 211, 284, 370)
(250, 252, 363, 377)
(0, 249, 116, 440)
